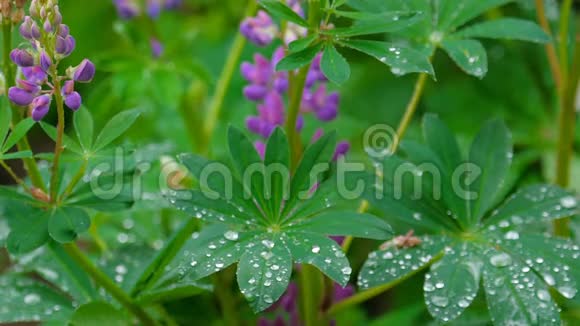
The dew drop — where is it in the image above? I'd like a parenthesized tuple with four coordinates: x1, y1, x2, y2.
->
(224, 231, 239, 241)
(558, 286, 577, 299)
(24, 293, 40, 305)
(311, 246, 321, 254)
(458, 299, 470, 308)
(431, 295, 449, 307)
(490, 253, 512, 267)
(505, 231, 519, 240)
(341, 267, 352, 275)
(537, 289, 551, 301)
(560, 196, 577, 209)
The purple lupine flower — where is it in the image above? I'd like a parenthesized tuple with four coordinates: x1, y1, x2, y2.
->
(255, 140, 266, 159)
(302, 85, 340, 122)
(70, 59, 96, 83)
(240, 11, 279, 47)
(56, 35, 76, 56)
(164, 0, 182, 9)
(22, 66, 47, 84)
(113, 0, 140, 19)
(10, 49, 35, 67)
(333, 141, 350, 161)
(62, 80, 81, 111)
(241, 48, 288, 102)
(19, 16, 41, 40)
(40, 51, 52, 71)
(246, 92, 286, 138)
(146, 0, 163, 19)
(30, 95, 51, 121)
(306, 54, 327, 88)
(150, 37, 164, 58)
(8, 86, 37, 106)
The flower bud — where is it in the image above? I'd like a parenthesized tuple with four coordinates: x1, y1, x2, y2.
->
(64, 91, 81, 111)
(29, 0, 40, 18)
(69, 59, 95, 83)
(30, 94, 51, 121)
(22, 66, 47, 84)
(56, 35, 75, 56)
(57, 23, 69, 37)
(113, 0, 140, 19)
(43, 18, 53, 32)
(16, 79, 41, 93)
(10, 48, 34, 67)
(8, 87, 35, 106)
(63, 79, 74, 94)
(40, 50, 52, 71)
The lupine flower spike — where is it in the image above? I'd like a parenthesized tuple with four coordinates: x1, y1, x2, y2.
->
(7, 0, 95, 121)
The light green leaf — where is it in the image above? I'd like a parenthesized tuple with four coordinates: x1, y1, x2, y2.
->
(48, 207, 90, 243)
(69, 302, 128, 326)
(285, 232, 351, 286)
(0, 100, 12, 144)
(358, 236, 451, 289)
(93, 109, 141, 151)
(321, 44, 351, 85)
(484, 185, 578, 227)
(258, 0, 309, 27)
(0, 150, 33, 160)
(2, 118, 35, 153)
(482, 250, 561, 326)
(237, 236, 292, 312)
(441, 39, 488, 78)
(437, 0, 514, 30)
(167, 190, 254, 225)
(424, 243, 482, 323)
(288, 212, 392, 240)
(324, 11, 423, 37)
(340, 39, 434, 76)
(455, 18, 550, 43)
(0, 274, 73, 323)
(468, 119, 512, 223)
(40, 122, 83, 154)
(276, 43, 323, 71)
(73, 107, 94, 151)
(6, 208, 49, 255)
(288, 34, 318, 52)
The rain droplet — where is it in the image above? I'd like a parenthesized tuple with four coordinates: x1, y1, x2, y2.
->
(262, 240, 275, 249)
(560, 196, 577, 209)
(435, 282, 445, 289)
(537, 289, 551, 301)
(224, 231, 239, 241)
(490, 253, 512, 267)
(505, 231, 519, 240)
(341, 267, 352, 275)
(458, 299, 470, 308)
(24, 293, 40, 305)
(558, 286, 577, 299)
(431, 296, 449, 307)
(311, 246, 321, 254)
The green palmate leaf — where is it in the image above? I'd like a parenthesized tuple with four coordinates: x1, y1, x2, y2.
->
(441, 39, 488, 78)
(482, 249, 561, 325)
(237, 236, 292, 313)
(0, 186, 42, 206)
(6, 208, 50, 255)
(484, 185, 579, 227)
(288, 211, 392, 240)
(168, 190, 255, 225)
(47, 207, 90, 243)
(136, 280, 209, 304)
(282, 131, 336, 219)
(424, 243, 482, 323)
(0, 150, 33, 160)
(264, 128, 290, 221)
(321, 44, 351, 85)
(468, 119, 512, 223)
(227, 127, 269, 217)
(1, 118, 35, 153)
(73, 107, 94, 151)
(258, 0, 309, 27)
(437, 0, 514, 31)
(93, 109, 141, 151)
(324, 11, 424, 37)
(69, 302, 128, 326)
(339, 39, 434, 76)
(288, 34, 318, 52)
(65, 171, 136, 212)
(277, 43, 323, 71)
(455, 18, 550, 43)
(493, 233, 580, 299)
(422, 114, 467, 220)
(40, 122, 83, 154)
(0, 100, 12, 143)
(285, 232, 351, 286)
(0, 274, 73, 323)
(358, 236, 451, 289)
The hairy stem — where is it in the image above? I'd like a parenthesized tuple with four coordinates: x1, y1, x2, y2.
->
(286, 64, 310, 168)
(59, 159, 88, 202)
(2, 21, 45, 190)
(326, 252, 444, 316)
(63, 243, 157, 326)
(534, 0, 562, 90)
(202, 0, 257, 154)
(49, 71, 65, 203)
(390, 73, 428, 151)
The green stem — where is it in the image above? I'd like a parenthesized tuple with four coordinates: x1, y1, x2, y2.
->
(213, 269, 240, 326)
(286, 65, 310, 168)
(2, 21, 45, 190)
(178, 80, 207, 152)
(300, 264, 324, 326)
(202, 0, 257, 154)
(390, 73, 428, 151)
(326, 252, 444, 316)
(557, 0, 572, 82)
(130, 217, 199, 297)
(63, 243, 157, 326)
(0, 160, 30, 193)
(49, 71, 65, 203)
(534, 0, 562, 90)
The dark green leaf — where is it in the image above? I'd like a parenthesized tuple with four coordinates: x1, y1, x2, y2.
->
(359, 236, 451, 289)
(167, 190, 255, 225)
(288, 211, 392, 240)
(73, 107, 94, 151)
(276, 43, 323, 71)
(340, 39, 434, 75)
(455, 18, 550, 43)
(285, 232, 351, 286)
(0, 150, 33, 160)
(468, 119, 512, 223)
(321, 44, 351, 85)
(0, 100, 12, 144)
(69, 302, 128, 326)
(93, 109, 141, 151)
(441, 39, 488, 78)
(6, 208, 49, 255)
(259, 0, 309, 27)
(438, 0, 514, 31)
(48, 207, 90, 243)
(40, 122, 83, 154)
(288, 34, 318, 52)
(236, 236, 292, 312)
(324, 11, 423, 37)
(264, 128, 290, 221)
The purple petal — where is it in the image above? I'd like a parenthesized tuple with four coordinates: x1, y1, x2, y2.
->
(8, 87, 35, 106)
(64, 92, 82, 111)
